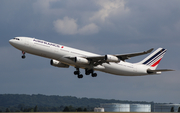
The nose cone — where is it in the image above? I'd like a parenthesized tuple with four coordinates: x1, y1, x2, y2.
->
(9, 39, 13, 44)
(9, 39, 18, 47)
(9, 39, 14, 45)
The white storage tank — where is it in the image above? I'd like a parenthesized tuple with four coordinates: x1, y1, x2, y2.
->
(130, 104, 151, 112)
(100, 103, 130, 112)
(94, 107, 104, 112)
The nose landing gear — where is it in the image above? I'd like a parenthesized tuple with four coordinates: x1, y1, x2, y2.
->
(22, 51, 26, 59)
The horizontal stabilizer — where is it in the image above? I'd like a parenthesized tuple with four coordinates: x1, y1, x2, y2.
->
(147, 69, 174, 74)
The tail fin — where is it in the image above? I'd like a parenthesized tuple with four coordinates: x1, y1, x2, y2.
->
(137, 48, 167, 70)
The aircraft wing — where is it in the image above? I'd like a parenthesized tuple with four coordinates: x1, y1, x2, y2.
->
(85, 48, 154, 65)
(65, 48, 154, 66)
(87, 48, 154, 61)
(114, 48, 154, 61)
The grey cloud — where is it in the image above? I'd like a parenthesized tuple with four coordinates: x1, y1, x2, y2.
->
(124, 0, 180, 38)
(53, 17, 99, 35)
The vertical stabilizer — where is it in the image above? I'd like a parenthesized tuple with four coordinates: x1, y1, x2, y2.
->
(137, 48, 167, 70)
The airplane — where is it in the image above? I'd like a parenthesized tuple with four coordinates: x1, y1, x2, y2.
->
(9, 37, 173, 79)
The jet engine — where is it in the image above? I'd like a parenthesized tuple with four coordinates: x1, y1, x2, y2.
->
(75, 57, 90, 64)
(50, 59, 69, 68)
(105, 55, 120, 62)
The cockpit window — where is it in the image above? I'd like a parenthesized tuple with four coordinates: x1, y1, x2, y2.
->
(13, 38, 20, 40)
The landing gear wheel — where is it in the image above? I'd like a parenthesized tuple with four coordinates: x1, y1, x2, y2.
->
(22, 55, 26, 59)
(74, 68, 83, 79)
(74, 71, 80, 75)
(92, 73, 97, 77)
(85, 69, 93, 75)
(78, 74, 83, 79)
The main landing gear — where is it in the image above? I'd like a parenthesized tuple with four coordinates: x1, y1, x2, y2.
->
(85, 69, 97, 77)
(74, 68, 97, 79)
(74, 68, 83, 79)
(22, 51, 26, 59)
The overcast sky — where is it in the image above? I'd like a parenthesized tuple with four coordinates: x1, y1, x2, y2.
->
(1, 0, 180, 104)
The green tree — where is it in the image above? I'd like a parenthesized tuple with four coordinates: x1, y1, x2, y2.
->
(76, 107, 83, 112)
(178, 107, 180, 112)
(5, 108, 10, 112)
(34, 105, 38, 112)
(29, 108, 34, 112)
(63, 106, 69, 112)
(68, 105, 76, 111)
(83, 108, 87, 111)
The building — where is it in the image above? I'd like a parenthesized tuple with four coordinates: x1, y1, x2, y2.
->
(100, 103, 130, 112)
(100, 103, 151, 112)
(130, 104, 151, 112)
(154, 104, 180, 112)
(99, 103, 180, 112)
(94, 108, 104, 112)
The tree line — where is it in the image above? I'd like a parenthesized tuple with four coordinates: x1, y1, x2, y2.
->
(0, 94, 153, 107)
(1, 94, 176, 112)
(1, 105, 93, 112)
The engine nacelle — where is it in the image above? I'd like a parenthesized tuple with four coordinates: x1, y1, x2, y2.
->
(105, 55, 120, 62)
(75, 57, 90, 64)
(50, 59, 69, 68)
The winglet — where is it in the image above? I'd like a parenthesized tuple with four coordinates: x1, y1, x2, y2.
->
(146, 48, 154, 54)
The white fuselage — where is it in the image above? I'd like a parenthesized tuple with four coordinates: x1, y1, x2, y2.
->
(9, 37, 150, 76)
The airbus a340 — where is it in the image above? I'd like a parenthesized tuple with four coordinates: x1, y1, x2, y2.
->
(9, 37, 173, 79)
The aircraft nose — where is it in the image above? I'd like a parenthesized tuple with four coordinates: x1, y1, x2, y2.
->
(9, 39, 17, 46)
(9, 39, 14, 45)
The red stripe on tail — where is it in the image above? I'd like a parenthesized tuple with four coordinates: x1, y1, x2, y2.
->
(151, 58, 162, 67)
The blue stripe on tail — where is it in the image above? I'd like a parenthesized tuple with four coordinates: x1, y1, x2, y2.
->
(142, 48, 166, 65)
